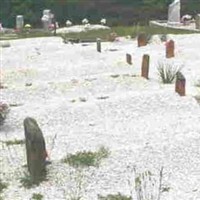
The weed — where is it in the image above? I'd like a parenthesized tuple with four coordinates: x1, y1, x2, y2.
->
(98, 193, 132, 200)
(4, 139, 25, 146)
(31, 193, 43, 200)
(0, 180, 7, 193)
(63, 146, 109, 168)
(157, 62, 181, 84)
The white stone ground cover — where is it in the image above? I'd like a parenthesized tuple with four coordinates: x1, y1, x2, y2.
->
(0, 34, 200, 200)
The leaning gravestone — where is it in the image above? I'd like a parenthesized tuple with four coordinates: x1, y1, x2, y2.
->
(175, 72, 186, 96)
(23, 117, 47, 182)
(141, 54, 150, 79)
(168, 0, 181, 25)
(195, 14, 200, 30)
(16, 15, 24, 31)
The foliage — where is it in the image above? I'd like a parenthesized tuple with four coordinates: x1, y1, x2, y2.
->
(63, 146, 109, 168)
(31, 193, 44, 200)
(157, 62, 181, 84)
(98, 193, 132, 200)
(1, 0, 199, 27)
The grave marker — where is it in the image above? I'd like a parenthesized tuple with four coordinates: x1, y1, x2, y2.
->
(195, 14, 200, 30)
(24, 117, 47, 182)
(137, 33, 147, 47)
(175, 72, 186, 96)
(166, 40, 175, 58)
(97, 38, 101, 52)
(141, 54, 150, 79)
(126, 53, 132, 65)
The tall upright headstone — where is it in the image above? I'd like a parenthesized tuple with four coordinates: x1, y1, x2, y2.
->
(41, 9, 52, 31)
(195, 14, 200, 30)
(168, 0, 181, 25)
(16, 15, 24, 30)
(24, 117, 47, 182)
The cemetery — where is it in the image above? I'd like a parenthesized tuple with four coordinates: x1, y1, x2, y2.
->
(0, 0, 200, 200)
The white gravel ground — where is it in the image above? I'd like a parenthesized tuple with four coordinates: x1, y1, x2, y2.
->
(0, 33, 200, 200)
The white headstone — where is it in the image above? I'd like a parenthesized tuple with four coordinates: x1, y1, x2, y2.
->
(168, 0, 181, 25)
(195, 14, 200, 30)
(41, 9, 52, 30)
(16, 15, 24, 30)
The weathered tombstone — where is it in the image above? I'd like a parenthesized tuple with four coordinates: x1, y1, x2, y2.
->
(141, 54, 150, 79)
(41, 9, 52, 31)
(96, 38, 101, 52)
(166, 40, 175, 58)
(137, 33, 147, 47)
(168, 0, 181, 25)
(175, 72, 186, 96)
(23, 117, 47, 182)
(0, 103, 9, 125)
(195, 14, 200, 30)
(16, 15, 24, 31)
(126, 53, 132, 65)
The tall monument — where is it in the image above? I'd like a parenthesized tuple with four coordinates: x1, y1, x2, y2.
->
(168, 0, 181, 25)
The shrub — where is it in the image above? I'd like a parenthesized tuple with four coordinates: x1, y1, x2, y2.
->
(63, 146, 109, 168)
(157, 62, 181, 84)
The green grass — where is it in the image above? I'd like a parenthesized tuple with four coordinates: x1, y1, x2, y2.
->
(1, 24, 196, 41)
(4, 139, 25, 146)
(0, 179, 7, 193)
(31, 193, 44, 200)
(98, 193, 132, 200)
(63, 146, 109, 168)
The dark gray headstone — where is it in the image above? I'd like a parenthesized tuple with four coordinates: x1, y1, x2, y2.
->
(23, 117, 47, 182)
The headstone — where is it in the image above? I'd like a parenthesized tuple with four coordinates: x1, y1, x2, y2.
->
(141, 54, 150, 79)
(126, 53, 132, 65)
(168, 0, 181, 25)
(175, 72, 186, 96)
(41, 9, 52, 31)
(96, 38, 101, 52)
(0, 103, 9, 125)
(23, 117, 47, 182)
(137, 33, 147, 47)
(166, 40, 175, 58)
(16, 15, 24, 30)
(195, 14, 200, 30)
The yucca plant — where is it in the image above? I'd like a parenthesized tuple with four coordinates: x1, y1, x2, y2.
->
(157, 62, 181, 84)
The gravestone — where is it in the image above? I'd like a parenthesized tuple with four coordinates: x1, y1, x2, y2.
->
(168, 0, 181, 24)
(23, 117, 47, 182)
(16, 15, 24, 30)
(175, 72, 186, 96)
(41, 9, 52, 31)
(195, 14, 200, 30)
(96, 38, 101, 52)
(137, 33, 147, 47)
(141, 54, 150, 79)
(126, 53, 132, 65)
(166, 40, 175, 58)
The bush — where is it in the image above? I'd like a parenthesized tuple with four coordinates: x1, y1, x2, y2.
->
(157, 62, 181, 84)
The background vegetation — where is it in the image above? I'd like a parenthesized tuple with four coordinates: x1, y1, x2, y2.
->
(0, 0, 200, 28)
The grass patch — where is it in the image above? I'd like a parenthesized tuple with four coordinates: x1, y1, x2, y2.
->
(63, 146, 109, 168)
(4, 139, 25, 146)
(98, 193, 132, 200)
(31, 193, 44, 200)
(0, 180, 7, 193)
(157, 62, 181, 84)
(20, 172, 47, 189)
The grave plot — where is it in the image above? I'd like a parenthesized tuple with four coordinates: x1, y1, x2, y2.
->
(0, 34, 200, 200)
